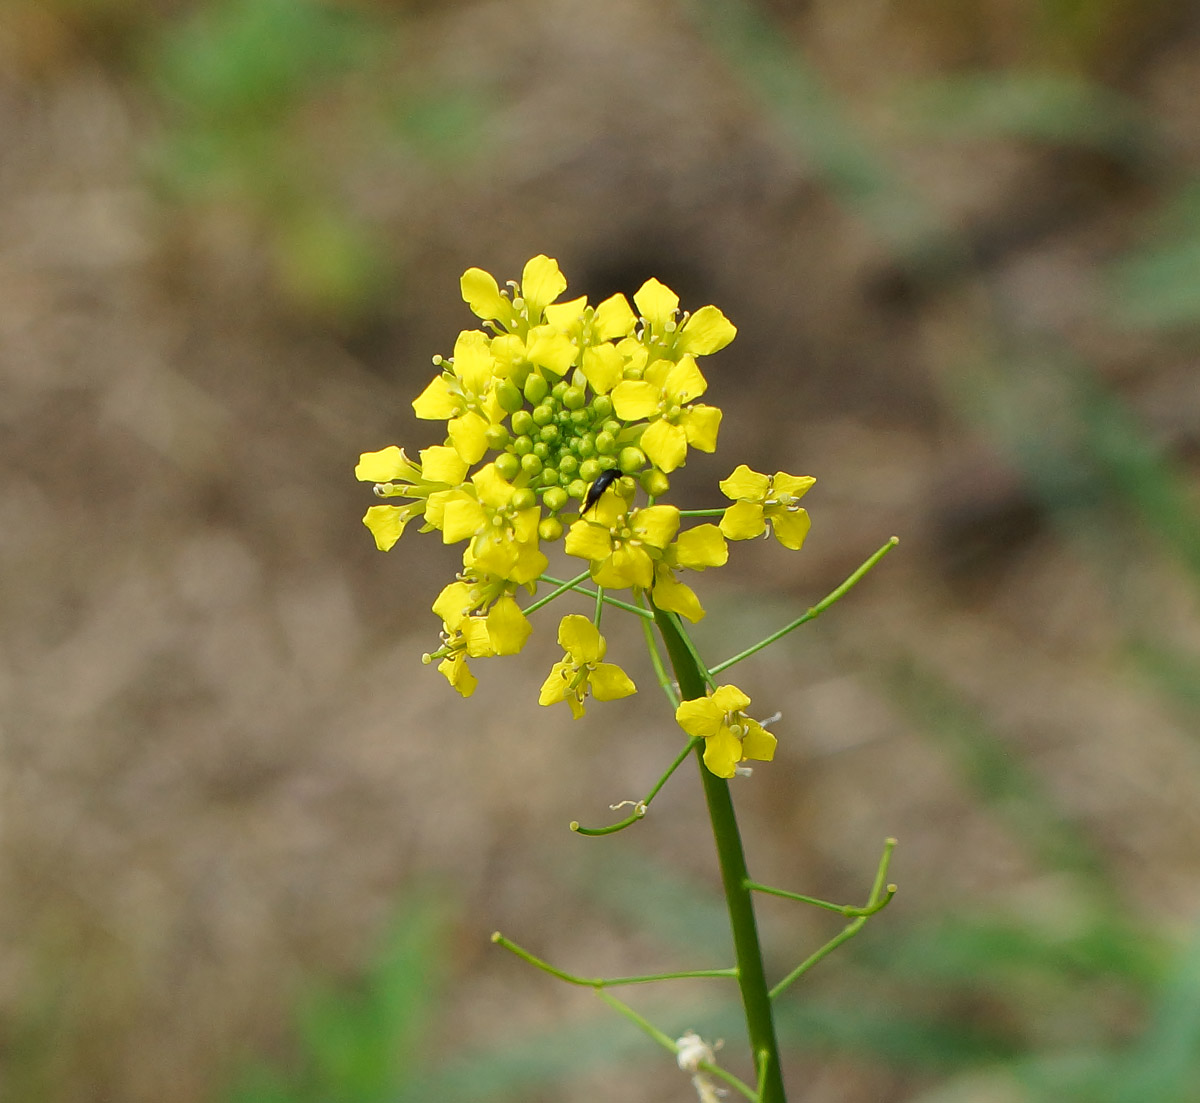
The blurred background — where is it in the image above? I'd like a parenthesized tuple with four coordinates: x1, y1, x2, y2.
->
(3, 1, 1200, 1100)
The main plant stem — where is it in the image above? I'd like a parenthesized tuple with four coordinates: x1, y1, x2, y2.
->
(653, 608, 787, 1103)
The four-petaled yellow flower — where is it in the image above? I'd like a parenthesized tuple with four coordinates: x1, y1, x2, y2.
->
(565, 494, 681, 589)
(611, 355, 721, 473)
(539, 615, 637, 718)
(718, 465, 815, 550)
(675, 685, 778, 779)
(355, 444, 470, 551)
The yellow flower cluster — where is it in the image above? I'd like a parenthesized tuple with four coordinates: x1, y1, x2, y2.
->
(355, 256, 815, 776)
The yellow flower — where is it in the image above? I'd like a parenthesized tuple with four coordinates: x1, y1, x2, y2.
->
(412, 329, 505, 464)
(632, 278, 737, 359)
(675, 684, 777, 778)
(355, 444, 470, 551)
(435, 464, 548, 583)
(538, 615, 636, 718)
(650, 524, 729, 622)
(718, 465, 815, 550)
(432, 576, 532, 656)
(430, 617, 494, 698)
(518, 254, 568, 321)
(564, 494, 680, 589)
(611, 355, 721, 473)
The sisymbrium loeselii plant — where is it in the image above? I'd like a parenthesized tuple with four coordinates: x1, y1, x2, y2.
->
(355, 255, 898, 1102)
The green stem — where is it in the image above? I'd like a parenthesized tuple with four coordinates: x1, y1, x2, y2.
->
(710, 537, 898, 676)
(768, 837, 897, 1000)
(653, 606, 788, 1103)
(539, 575, 654, 618)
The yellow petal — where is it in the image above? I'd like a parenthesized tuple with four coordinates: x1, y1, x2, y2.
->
(448, 411, 490, 465)
(741, 719, 777, 763)
(651, 567, 706, 623)
(710, 684, 752, 712)
(676, 305, 737, 355)
(419, 445, 469, 486)
(526, 327, 577, 375)
(508, 541, 548, 584)
(558, 614, 603, 663)
(539, 662, 571, 705)
(412, 375, 459, 420)
(362, 505, 406, 551)
(611, 380, 661, 421)
(770, 508, 811, 551)
(452, 328, 495, 394)
(592, 293, 637, 340)
(463, 617, 496, 657)
(674, 524, 728, 569)
(521, 255, 567, 318)
(472, 463, 514, 509)
(701, 728, 741, 778)
(681, 405, 721, 452)
(564, 520, 613, 563)
(432, 580, 473, 630)
(664, 355, 707, 403)
(719, 501, 766, 541)
(640, 418, 688, 473)
(632, 504, 681, 550)
(438, 654, 477, 697)
(773, 472, 816, 500)
(594, 544, 653, 589)
(633, 277, 679, 330)
(442, 496, 488, 544)
(591, 662, 637, 701)
(675, 697, 723, 739)
(355, 445, 416, 483)
(486, 595, 532, 655)
(581, 343, 623, 394)
(543, 295, 588, 331)
(719, 464, 770, 502)
(461, 267, 511, 323)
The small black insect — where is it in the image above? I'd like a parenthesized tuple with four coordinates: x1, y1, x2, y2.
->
(582, 469, 621, 515)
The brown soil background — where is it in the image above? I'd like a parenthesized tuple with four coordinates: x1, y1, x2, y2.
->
(3, 2, 1200, 1101)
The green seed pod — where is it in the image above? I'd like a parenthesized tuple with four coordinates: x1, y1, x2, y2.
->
(641, 468, 670, 498)
(538, 516, 563, 541)
(524, 373, 549, 405)
(511, 488, 537, 511)
(520, 453, 543, 477)
(618, 446, 647, 474)
(510, 409, 534, 437)
(512, 435, 533, 456)
(495, 452, 521, 480)
(543, 486, 569, 512)
(496, 379, 523, 414)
